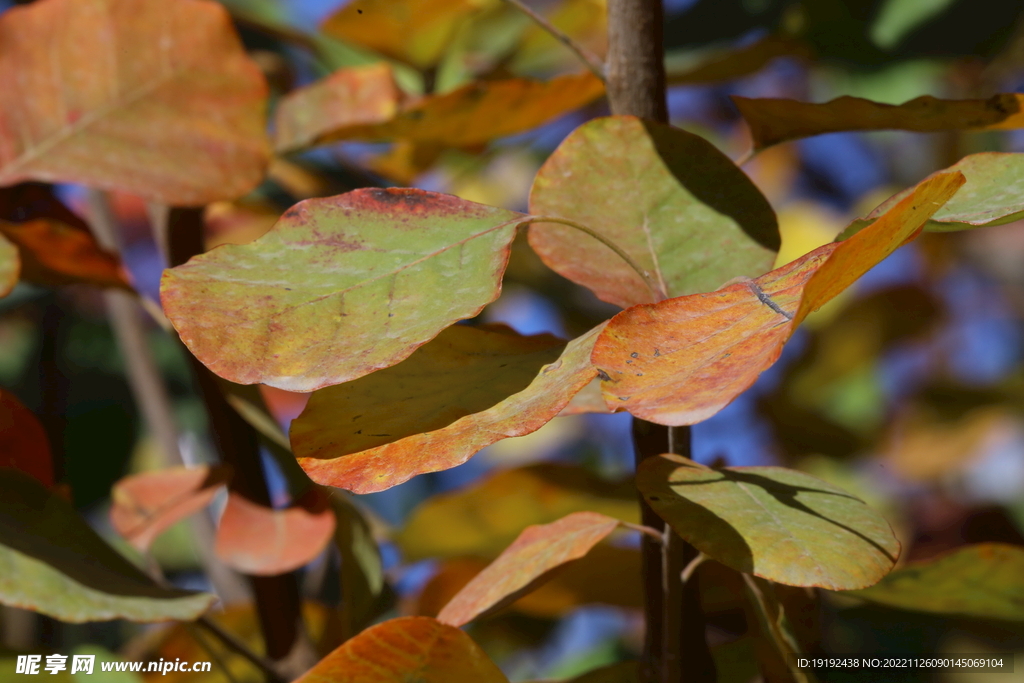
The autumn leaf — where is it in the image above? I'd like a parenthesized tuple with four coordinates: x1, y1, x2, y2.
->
(529, 116, 779, 308)
(320, 0, 490, 70)
(109, 465, 231, 552)
(510, 0, 607, 75)
(0, 468, 213, 622)
(0, 234, 16, 297)
(214, 488, 335, 576)
(294, 616, 509, 683)
(293, 324, 604, 493)
(591, 171, 964, 426)
(637, 455, 900, 589)
(0, 0, 269, 205)
(849, 544, 1024, 621)
(274, 62, 401, 153)
(0, 219, 131, 290)
(841, 152, 1024, 238)
(275, 67, 603, 152)
(161, 188, 525, 392)
(397, 463, 638, 561)
(437, 511, 622, 626)
(417, 545, 641, 619)
(733, 93, 1024, 150)
(0, 389, 53, 487)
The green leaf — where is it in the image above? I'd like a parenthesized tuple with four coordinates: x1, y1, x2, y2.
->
(0, 468, 214, 622)
(849, 543, 1024, 621)
(842, 152, 1024, 239)
(161, 188, 524, 392)
(397, 463, 638, 562)
(292, 324, 603, 493)
(742, 574, 812, 683)
(636, 455, 900, 589)
(528, 116, 779, 309)
(332, 494, 387, 639)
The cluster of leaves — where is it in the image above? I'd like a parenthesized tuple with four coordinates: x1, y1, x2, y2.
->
(2, 0, 1024, 681)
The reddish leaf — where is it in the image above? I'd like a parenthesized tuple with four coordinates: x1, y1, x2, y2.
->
(0, 233, 16, 298)
(437, 511, 621, 626)
(293, 324, 604, 493)
(275, 68, 603, 152)
(109, 465, 231, 552)
(294, 616, 508, 683)
(0, 0, 269, 205)
(591, 172, 965, 425)
(161, 188, 525, 392)
(734, 93, 1024, 150)
(529, 116, 778, 308)
(0, 389, 53, 487)
(320, 0, 487, 70)
(214, 488, 335, 576)
(0, 219, 130, 290)
(274, 62, 400, 153)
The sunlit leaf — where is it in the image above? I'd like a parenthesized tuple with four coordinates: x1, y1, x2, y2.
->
(214, 488, 335, 576)
(437, 512, 621, 626)
(275, 67, 603, 152)
(592, 172, 964, 425)
(843, 152, 1024, 237)
(849, 544, 1024, 620)
(0, 233, 16, 297)
(666, 35, 812, 86)
(320, 0, 490, 70)
(0, 0, 269, 205)
(510, 0, 607, 75)
(734, 93, 1024, 150)
(162, 188, 525, 392)
(529, 116, 779, 308)
(295, 616, 509, 683)
(110, 465, 231, 552)
(274, 62, 400, 153)
(638, 456, 899, 589)
(293, 324, 604, 493)
(419, 545, 641, 620)
(0, 389, 53, 487)
(0, 219, 131, 290)
(0, 468, 213, 622)
(397, 463, 638, 562)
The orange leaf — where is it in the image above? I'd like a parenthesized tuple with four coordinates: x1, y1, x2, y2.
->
(321, 0, 489, 70)
(0, 219, 131, 290)
(0, 388, 53, 487)
(110, 465, 231, 552)
(436, 511, 621, 626)
(293, 324, 603, 493)
(274, 62, 400, 153)
(214, 488, 335, 576)
(295, 616, 508, 683)
(0, 0, 269, 205)
(734, 93, 1024, 150)
(592, 172, 965, 426)
(274, 66, 603, 152)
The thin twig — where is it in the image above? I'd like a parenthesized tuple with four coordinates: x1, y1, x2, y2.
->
(185, 623, 242, 683)
(680, 551, 706, 584)
(525, 215, 666, 300)
(622, 522, 667, 543)
(197, 616, 287, 683)
(500, 0, 606, 81)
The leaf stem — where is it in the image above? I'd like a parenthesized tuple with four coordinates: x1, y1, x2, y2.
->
(196, 616, 288, 683)
(680, 551, 707, 583)
(500, 0, 606, 82)
(525, 215, 666, 301)
(622, 522, 667, 543)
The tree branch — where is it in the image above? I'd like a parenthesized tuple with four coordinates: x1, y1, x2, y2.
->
(501, 0, 606, 81)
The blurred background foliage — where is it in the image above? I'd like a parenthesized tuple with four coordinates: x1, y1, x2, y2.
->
(3, 0, 1024, 681)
